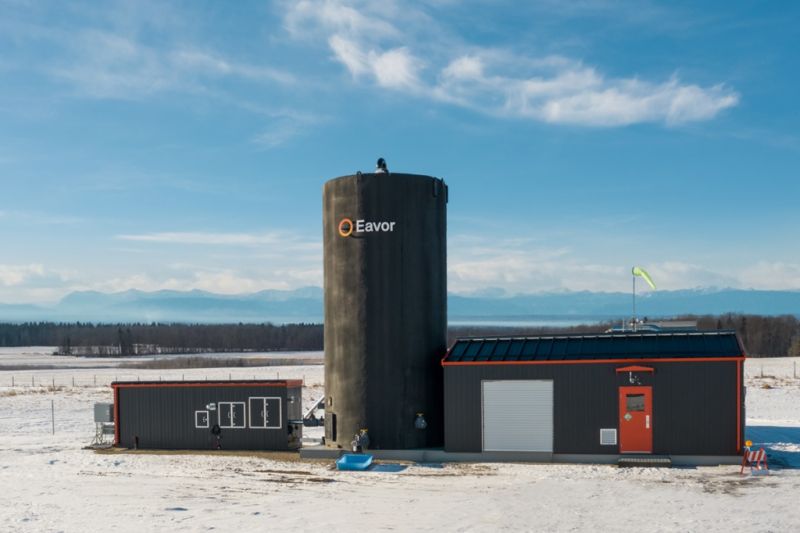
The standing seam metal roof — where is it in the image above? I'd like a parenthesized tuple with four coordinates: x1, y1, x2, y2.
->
(442, 330, 744, 363)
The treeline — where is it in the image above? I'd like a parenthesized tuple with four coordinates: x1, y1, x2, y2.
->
(0, 314, 798, 357)
(0, 322, 323, 355)
(693, 313, 800, 358)
(449, 313, 800, 358)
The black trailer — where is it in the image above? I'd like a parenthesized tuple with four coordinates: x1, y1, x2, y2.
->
(442, 331, 745, 462)
(112, 380, 303, 451)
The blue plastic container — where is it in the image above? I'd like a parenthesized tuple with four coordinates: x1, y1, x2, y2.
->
(336, 453, 373, 471)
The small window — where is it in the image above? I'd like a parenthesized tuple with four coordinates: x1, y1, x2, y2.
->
(626, 394, 645, 412)
(248, 397, 282, 429)
(195, 410, 209, 428)
(218, 401, 246, 428)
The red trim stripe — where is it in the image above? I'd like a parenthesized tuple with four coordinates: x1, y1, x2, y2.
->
(113, 385, 120, 446)
(736, 359, 742, 453)
(442, 356, 745, 367)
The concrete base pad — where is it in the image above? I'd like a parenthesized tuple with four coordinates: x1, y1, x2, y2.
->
(299, 446, 741, 466)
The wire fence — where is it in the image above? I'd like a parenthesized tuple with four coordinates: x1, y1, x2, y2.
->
(745, 360, 799, 380)
(2, 361, 796, 388)
(1, 370, 316, 388)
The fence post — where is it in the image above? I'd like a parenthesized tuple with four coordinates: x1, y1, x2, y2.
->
(32, 375, 35, 386)
(72, 376, 75, 387)
(760, 366, 763, 378)
(794, 361, 797, 379)
(11, 376, 14, 387)
(52, 378, 55, 388)
(94, 375, 96, 386)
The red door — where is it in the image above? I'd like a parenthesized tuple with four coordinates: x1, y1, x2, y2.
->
(619, 386, 653, 454)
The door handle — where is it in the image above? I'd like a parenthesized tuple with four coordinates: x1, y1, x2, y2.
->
(646, 415, 650, 429)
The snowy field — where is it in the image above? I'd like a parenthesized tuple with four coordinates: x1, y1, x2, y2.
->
(1, 349, 799, 532)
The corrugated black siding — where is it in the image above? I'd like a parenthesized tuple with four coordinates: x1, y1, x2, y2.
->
(117, 384, 302, 451)
(444, 361, 740, 455)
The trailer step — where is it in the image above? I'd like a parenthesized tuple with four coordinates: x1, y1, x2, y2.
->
(618, 455, 672, 468)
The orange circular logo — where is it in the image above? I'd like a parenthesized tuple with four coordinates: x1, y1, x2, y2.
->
(338, 218, 354, 237)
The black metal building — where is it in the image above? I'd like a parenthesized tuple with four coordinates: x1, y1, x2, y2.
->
(442, 331, 745, 460)
(112, 380, 303, 451)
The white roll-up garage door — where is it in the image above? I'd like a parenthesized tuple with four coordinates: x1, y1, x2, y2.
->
(482, 380, 553, 452)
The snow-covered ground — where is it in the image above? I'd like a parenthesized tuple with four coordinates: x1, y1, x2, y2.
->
(1, 349, 799, 532)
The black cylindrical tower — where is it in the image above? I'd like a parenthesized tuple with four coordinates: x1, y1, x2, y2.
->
(323, 172, 447, 450)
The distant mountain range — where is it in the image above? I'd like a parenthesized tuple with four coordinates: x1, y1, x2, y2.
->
(0, 287, 797, 324)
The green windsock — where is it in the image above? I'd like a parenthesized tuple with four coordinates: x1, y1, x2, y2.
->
(632, 266, 656, 290)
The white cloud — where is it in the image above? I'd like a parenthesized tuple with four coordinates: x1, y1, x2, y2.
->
(52, 30, 295, 99)
(643, 261, 740, 290)
(284, 1, 739, 127)
(446, 234, 800, 295)
(2, 251, 799, 305)
(52, 31, 175, 98)
(328, 36, 423, 90)
(284, 0, 401, 40)
(0, 264, 73, 303)
(94, 268, 320, 295)
(116, 231, 320, 250)
(170, 49, 296, 85)
(250, 107, 327, 148)
(370, 47, 421, 89)
(448, 235, 627, 294)
(0, 264, 46, 286)
(739, 262, 800, 291)
(328, 35, 370, 76)
(437, 54, 738, 126)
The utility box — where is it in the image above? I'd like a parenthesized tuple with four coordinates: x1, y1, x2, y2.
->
(111, 380, 303, 451)
(94, 403, 114, 423)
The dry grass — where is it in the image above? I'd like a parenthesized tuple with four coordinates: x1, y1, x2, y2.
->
(0, 385, 66, 397)
(119, 356, 322, 370)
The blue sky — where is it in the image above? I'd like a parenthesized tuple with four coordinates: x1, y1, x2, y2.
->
(1, 0, 798, 303)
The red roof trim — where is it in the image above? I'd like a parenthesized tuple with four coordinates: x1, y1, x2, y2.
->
(442, 356, 745, 367)
(615, 365, 655, 373)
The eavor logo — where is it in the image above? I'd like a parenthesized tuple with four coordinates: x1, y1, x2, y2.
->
(338, 217, 396, 237)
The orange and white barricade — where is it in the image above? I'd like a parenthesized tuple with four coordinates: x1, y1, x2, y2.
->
(740, 442, 769, 474)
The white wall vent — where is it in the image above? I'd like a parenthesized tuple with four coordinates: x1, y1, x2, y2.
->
(600, 428, 617, 446)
